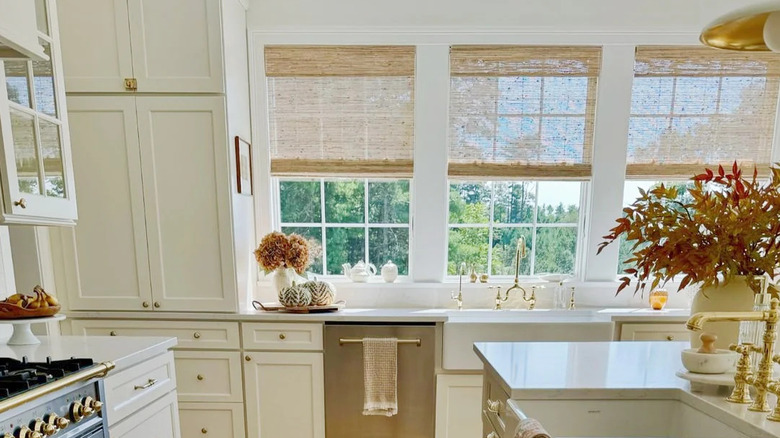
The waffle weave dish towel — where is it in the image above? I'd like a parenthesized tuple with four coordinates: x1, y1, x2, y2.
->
(516, 418, 552, 438)
(362, 337, 398, 416)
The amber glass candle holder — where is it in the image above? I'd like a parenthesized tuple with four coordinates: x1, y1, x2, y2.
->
(649, 289, 668, 310)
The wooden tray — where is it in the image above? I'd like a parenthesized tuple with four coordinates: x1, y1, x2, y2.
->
(0, 302, 61, 319)
(252, 300, 345, 314)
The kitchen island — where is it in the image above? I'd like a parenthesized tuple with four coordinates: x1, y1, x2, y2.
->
(475, 341, 780, 438)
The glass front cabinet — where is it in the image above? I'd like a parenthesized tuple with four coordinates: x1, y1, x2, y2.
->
(0, 0, 76, 226)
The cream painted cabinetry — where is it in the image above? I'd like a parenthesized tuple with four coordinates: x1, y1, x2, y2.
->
(110, 391, 181, 438)
(57, 0, 223, 93)
(53, 95, 237, 312)
(435, 374, 483, 438)
(243, 351, 325, 438)
(0, 0, 79, 225)
(619, 323, 689, 341)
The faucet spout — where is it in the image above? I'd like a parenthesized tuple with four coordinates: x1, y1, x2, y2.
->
(686, 311, 769, 331)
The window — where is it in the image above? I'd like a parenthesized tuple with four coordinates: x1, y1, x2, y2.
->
(627, 46, 780, 178)
(446, 46, 598, 277)
(448, 181, 582, 276)
(278, 179, 411, 276)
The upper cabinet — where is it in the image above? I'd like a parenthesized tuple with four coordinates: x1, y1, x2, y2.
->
(0, 0, 77, 226)
(0, 0, 48, 61)
(58, 0, 224, 93)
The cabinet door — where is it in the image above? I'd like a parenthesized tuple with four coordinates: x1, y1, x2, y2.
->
(435, 374, 483, 438)
(0, 0, 77, 225)
(244, 352, 325, 438)
(136, 96, 236, 312)
(58, 96, 153, 311)
(127, 0, 223, 93)
(57, 0, 133, 92)
(110, 391, 180, 438)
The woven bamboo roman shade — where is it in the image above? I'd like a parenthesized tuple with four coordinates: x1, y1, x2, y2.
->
(448, 45, 602, 179)
(627, 46, 780, 178)
(265, 45, 415, 177)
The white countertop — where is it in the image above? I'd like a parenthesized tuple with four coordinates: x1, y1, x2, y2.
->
(0, 336, 176, 372)
(65, 307, 690, 324)
(474, 341, 780, 438)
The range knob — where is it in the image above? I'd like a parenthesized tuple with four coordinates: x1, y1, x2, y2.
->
(31, 419, 55, 436)
(46, 414, 69, 430)
(70, 402, 85, 422)
(80, 397, 95, 416)
(83, 396, 103, 413)
(16, 427, 42, 438)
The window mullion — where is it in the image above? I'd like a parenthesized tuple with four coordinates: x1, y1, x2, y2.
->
(530, 182, 538, 275)
(364, 178, 369, 264)
(320, 179, 327, 275)
(487, 183, 495, 276)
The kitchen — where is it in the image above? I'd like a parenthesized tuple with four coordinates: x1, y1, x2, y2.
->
(0, 0, 779, 437)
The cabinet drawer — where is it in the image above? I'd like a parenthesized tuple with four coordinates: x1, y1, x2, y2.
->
(68, 319, 240, 349)
(242, 323, 323, 351)
(110, 391, 180, 438)
(174, 351, 242, 402)
(620, 323, 689, 341)
(104, 351, 176, 426)
(482, 372, 510, 437)
(179, 402, 245, 438)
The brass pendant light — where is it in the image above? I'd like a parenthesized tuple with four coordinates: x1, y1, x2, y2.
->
(700, 2, 780, 51)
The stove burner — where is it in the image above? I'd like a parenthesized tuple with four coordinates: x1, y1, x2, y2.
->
(0, 357, 94, 401)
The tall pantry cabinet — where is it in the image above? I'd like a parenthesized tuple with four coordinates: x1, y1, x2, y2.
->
(52, 0, 254, 313)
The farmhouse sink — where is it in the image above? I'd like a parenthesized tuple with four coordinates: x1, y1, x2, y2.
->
(442, 312, 614, 369)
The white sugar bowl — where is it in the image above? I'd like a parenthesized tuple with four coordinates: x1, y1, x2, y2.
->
(381, 260, 398, 283)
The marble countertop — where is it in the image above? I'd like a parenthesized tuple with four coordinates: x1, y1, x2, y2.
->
(64, 307, 690, 323)
(0, 336, 177, 372)
(474, 341, 780, 438)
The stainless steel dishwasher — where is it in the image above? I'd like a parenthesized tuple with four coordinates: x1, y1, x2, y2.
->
(324, 323, 436, 438)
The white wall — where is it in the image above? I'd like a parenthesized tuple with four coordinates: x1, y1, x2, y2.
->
(248, 0, 758, 35)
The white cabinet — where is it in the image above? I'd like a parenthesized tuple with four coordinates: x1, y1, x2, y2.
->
(0, 0, 47, 60)
(243, 352, 325, 438)
(619, 323, 689, 341)
(0, 0, 78, 225)
(435, 374, 483, 438)
(179, 402, 245, 438)
(110, 391, 181, 438)
(58, 0, 223, 93)
(55, 95, 237, 312)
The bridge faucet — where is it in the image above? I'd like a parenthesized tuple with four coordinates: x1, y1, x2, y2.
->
(505, 236, 535, 310)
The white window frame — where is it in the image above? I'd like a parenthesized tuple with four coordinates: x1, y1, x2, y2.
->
(250, 33, 780, 288)
(274, 177, 413, 278)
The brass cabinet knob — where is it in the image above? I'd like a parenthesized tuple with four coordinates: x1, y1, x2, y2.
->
(193, 332, 201, 339)
(245, 355, 251, 361)
(109, 331, 117, 336)
(278, 333, 286, 340)
(142, 301, 150, 308)
(14, 198, 26, 209)
(154, 301, 161, 308)
(666, 335, 674, 341)
(197, 374, 204, 381)
(201, 428, 208, 434)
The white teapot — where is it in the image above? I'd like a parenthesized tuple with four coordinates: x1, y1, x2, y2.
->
(342, 261, 377, 283)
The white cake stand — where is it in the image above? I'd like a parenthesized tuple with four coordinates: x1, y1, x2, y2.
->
(0, 314, 66, 345)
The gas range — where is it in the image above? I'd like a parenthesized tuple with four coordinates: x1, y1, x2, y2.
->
(0, 358, 114, 438)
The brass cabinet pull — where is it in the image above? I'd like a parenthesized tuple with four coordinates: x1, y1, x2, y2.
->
(193, 332, 201, 339)
(109, 331, 117, 336)
(124, 78, 137, 91)
(133, 378, 157, 390)
(278, 333, 286, 340)
(154, 302, 161, 308)
(142, 301, 150, 308)
(486, 399, 501, 413)
(14, 198, 26, 209)
(666, 335, 674, 341)
(201, 429, 208, 434)
(196, 374, 204, 381)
